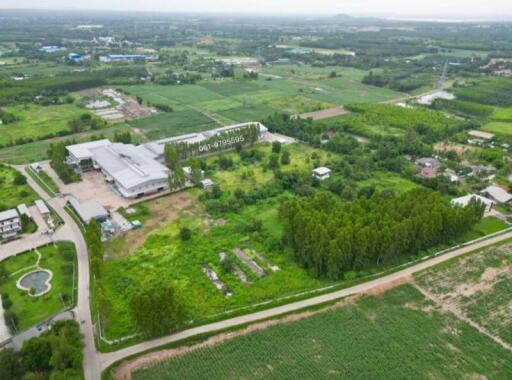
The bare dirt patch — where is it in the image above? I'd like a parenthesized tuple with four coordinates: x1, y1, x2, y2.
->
(365, 277, 410, 297)
(434, 142, 473, 156)
(452, 264, 512, 299)
(107, 192, 201, 257)
(292, 106, 348, 121)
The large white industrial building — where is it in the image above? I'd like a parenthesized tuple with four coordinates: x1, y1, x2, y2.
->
(143, 122, 268, 162)
(65, 122, 268, 198)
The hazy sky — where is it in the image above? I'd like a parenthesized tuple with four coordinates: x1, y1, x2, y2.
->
(2, 0, 512, 19)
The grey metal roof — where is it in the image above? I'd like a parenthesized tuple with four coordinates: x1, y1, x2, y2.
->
(451, 194, 494, 208)
(66, 139, 112, 160)
(17, 204, 31, 218)
(482, 185, 512, 203)
(68, 197, 108, 223)
(143, 122, 268, 157)
(35, 200, 50, 214)
(90, 143, 169, 190)
(0, 209, 19, 221)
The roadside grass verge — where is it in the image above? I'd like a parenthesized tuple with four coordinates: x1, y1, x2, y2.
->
(25, 166, 59, 197)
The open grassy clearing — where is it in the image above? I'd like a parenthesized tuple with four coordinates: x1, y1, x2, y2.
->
(130, 284, 512, 380)
(0, 165, 37, 209)
(101, 196, 329, 339)
(355, 171, 420, 193)
(415, 242, 512, 347)
(0, 242, 77, 331)
(0, 103, 92, 146)
(460, 217, 509, 241)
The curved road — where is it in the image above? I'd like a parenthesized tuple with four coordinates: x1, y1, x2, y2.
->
(17, 166, 101, 380)
(99, 229, 512, 373)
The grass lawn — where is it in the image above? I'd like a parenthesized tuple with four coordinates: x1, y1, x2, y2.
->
(0, 242, 77, 331)
(482, 121, 512, 136)
(0, 104, 91, 146)
(132, 284, 512, 379)
(460, 217, 509, 242)
(0, 165, 37, 210)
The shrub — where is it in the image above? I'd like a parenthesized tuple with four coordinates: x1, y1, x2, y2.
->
(179, 227, 192, 241)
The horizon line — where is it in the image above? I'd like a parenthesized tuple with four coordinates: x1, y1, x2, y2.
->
(1, 7, 512, 23)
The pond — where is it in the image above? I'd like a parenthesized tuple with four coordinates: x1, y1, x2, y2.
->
(17, 270, 52, 296)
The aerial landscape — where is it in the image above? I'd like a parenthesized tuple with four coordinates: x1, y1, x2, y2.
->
(0, 0, 512, 379)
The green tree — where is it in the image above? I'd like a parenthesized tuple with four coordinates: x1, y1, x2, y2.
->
(22, 336, 52, 372)
(272, 141, 282, 154)
(13, 172, 27, 185)
(129, 285, 185, 337)
(179, 227, 192, 241)
(0, 264, 9, 284)
(281, 151, 290, 165)
(0, 349, 24, 380)
(268, 153, 280, 169)
(168, 165, 186, 191)
(188, 158, 202, 186)
(164, 144, 180, 170)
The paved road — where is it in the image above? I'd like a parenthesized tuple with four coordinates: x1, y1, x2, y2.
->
(17, 166, 101, 380)
(10, 310, 75, 350)
(98, 230, 512, 373)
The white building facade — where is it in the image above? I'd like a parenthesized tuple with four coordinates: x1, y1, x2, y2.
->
(0, 209, 22, 239)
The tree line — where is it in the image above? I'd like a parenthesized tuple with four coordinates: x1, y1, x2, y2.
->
(0, 320, 84, 380)
(279, 189, 484, 280)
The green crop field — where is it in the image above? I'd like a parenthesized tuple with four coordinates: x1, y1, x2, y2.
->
(483, 121, 512, 136)
(415, 242, 512, 346)
(120, 68, 402, 136)
(0, 103, 90, 146)
(0, 123, 134, 164)
(121, 84, 224, 107)
(0, 242, 77, 331)
(491, 107, 512, 122)
(132, 284, 512, 380)
(0, 165, 37, 210)
(453, 77, 512, 107)
(0, 62, 78, 77)
(130, 109, 220, 140)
